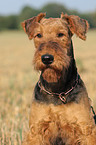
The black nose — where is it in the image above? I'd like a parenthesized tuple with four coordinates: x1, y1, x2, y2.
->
(41, 54, 54, 65)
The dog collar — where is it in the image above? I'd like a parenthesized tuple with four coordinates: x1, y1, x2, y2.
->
(38, 73, 79, 104)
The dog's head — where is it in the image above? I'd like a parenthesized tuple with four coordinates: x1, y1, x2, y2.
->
(21, 13, 89, 82)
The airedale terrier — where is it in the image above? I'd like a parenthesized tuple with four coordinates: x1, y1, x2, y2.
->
(21, 13, 96, 145)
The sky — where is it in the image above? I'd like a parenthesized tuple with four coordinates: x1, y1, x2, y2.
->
(0, 0, 96, 15)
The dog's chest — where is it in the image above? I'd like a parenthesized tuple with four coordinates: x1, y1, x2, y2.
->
(29, 101, 91, 128)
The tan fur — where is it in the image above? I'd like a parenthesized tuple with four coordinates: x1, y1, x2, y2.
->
(21, 13, 96, 145)
(33, 41, 70, 83)
(22, 96, 96, 145)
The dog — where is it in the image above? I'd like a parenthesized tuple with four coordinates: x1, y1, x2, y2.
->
(21, 13, 96, 145)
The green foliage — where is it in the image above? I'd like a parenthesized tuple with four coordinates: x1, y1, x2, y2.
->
(0, 3, 96, 30)
(0, 16, 7, 30)
(41, 3, 69, 18)
(7, 15, 18, 29)
(19, 6, 40, 21)
(0, 15, 18, 30)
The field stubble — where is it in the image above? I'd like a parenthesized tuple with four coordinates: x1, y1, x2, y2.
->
(0, 30, 96, 144)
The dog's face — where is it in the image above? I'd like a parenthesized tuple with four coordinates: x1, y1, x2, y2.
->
(22, 13, 89, 82)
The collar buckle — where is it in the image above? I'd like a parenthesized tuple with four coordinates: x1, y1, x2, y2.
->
(59, 93, 66, 103)
(38, 73, 79, 104)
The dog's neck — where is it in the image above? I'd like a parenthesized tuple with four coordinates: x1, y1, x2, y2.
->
(40, 41, 77, 94)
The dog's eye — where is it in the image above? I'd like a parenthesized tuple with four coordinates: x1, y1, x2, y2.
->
(36, 33, 42, 38)
(57, 33, 64, 37)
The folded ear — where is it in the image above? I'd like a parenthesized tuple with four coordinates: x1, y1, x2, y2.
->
(21, 13, 46, 40)
(61, 13, 89, 40)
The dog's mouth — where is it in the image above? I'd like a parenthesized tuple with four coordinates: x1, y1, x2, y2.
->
(33, 53, 69, 83)
(42, 67, 62, 83)
(33, 47, 71, 83)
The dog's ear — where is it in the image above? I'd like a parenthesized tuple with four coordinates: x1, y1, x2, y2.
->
(61, 13, 89, 40)
(21, 13, 46, 40)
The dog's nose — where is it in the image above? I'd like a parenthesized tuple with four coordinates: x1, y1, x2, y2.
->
(41, 54, 54, 65)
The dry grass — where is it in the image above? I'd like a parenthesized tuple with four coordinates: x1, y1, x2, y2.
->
(0, 30, 96, 144)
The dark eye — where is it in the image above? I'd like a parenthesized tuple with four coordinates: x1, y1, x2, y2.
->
(36, 33, 42, 38)
(57, 33, 64, 37)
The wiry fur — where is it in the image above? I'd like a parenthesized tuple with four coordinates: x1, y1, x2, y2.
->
(33, 41, 70, 83)
(21, 13, 96, 145)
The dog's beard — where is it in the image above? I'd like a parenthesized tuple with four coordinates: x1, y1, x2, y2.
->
(42, 68, 62, 83)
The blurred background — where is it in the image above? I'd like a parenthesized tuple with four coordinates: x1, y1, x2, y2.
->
(0, 0, 96, 29)
(0, 0, 96, 144)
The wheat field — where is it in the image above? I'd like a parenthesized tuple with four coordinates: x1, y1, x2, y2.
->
(0, 30, 96, 144)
